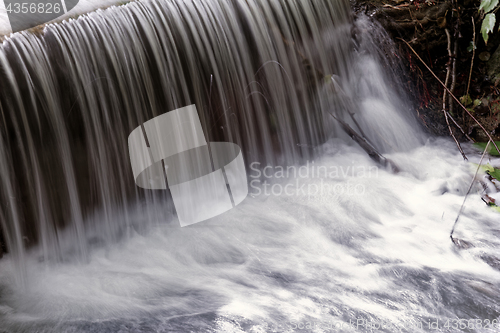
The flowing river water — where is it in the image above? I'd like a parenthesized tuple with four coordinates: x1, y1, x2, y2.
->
(0, 0, 499, 332)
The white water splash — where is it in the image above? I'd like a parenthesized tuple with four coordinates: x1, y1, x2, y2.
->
(0, 1, 498, 332)
(0, 138, 499, 332)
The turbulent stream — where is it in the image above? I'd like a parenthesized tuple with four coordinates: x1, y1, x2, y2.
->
(0, 0, 499, 332)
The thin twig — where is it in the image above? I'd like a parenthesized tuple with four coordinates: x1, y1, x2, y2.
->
(328, 112, 399, 172)
(444, 109, 467, 160)
(466, 17, 475, 98)
(441, 29, 467, 160)
(327, 76, 368, 138)
(443, 28, 451, 112)
(450, 140, 491, 241)
(446, 111, 474, 142)
(449, 8, 459, 115)
(399, 38, 500, 155)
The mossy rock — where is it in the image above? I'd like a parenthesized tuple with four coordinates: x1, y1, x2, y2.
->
(487, 46, 500, 83)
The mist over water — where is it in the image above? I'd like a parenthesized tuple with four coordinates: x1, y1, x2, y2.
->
(0, 0, 499, 332)
(2, 138, 500, 332)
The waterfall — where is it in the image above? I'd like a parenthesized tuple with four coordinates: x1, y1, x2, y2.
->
(0, 0, 420, 270)
(0, 0, 352, 268)
(4, 1, 492, 332)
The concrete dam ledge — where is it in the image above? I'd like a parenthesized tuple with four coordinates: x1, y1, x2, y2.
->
(0, 0, 135, 39)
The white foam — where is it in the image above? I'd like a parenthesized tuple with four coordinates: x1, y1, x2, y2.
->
(0, 139, 499, 332)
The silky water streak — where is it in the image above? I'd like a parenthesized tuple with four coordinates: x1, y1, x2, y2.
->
(128, 104, 248, 226)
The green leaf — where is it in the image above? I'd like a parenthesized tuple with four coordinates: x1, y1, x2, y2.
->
(475, 163, 500, 180)
(482, 13, 497, 44)
(473, 99, 482, 107)
(480, 163, 495, 173)
(480, 0, 499, 13)
(489, 168, 500, 180)
(460, 95, 473, 106)
(473, 141, 500, 156)
(467, 41, 477, 52)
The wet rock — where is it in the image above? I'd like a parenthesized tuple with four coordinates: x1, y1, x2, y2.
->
(487, 46, 500, 82)
(358, 0, 500, 142)
(437, 16, 447, 29)
(466, 280, 500, 297)
(474, 104, 490, 116)
(451, 237, 474, 249)
(368, 1, 451, 52)
(479, 51, 491, 62)
(481, 97, 490, 107)
(469, 124, 491, 142)
(481, 254, 500, 271)
(493, 122, 500, 136)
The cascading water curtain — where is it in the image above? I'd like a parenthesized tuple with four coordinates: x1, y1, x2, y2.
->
(0, 0, 353, 281)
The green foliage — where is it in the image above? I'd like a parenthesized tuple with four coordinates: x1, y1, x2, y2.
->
(490, 168, 500, 180)
(480, 0, 499, 44)
(467, 41, 477, 52)
(460, 95, 481, 114)
(482, 13, 497, 44)
(473, 141, 500, 156)
(486, 197, 500, 212)
(471, 162, 500, 212)
(478, 163, 495, 174)
(480, 0, 499, 13)
(481, 163, 500, 180)
(460, 94, 473, 106)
